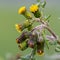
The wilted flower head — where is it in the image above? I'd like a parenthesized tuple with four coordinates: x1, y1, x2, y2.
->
(16, 31, 29, 44)
(28, 39, 35, 48)
(37, 41, 44, 56)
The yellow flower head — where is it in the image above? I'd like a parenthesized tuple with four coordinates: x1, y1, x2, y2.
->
(30, 4, 39, 13)
(18, 6, 26, 14)
(15, 24, 22, 33)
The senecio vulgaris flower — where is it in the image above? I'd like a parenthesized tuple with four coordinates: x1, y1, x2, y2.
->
(15, 24, 22, 33)
(30, 4, 38, 13)
(15, 20, 32, 33)
(16, 31, 30, 44)
(30, 4, 41, 18)
(18, 6, 26, 14)
(18, 6, 32, 19)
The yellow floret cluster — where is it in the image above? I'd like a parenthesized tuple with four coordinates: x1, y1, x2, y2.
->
(18, 6, 26, 14)
(15, 24, 22, 33)
(30, 4, 39, 13)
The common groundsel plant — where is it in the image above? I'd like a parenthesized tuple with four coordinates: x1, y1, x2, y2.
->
(15, 0, 60, 60)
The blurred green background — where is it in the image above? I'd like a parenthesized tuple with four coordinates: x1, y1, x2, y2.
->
(0, 0, 60, 60)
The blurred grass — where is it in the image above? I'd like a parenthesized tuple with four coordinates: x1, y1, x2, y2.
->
(0, 0, 60, 60)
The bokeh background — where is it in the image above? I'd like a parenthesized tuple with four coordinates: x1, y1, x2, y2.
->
(0, 0, 60, 60)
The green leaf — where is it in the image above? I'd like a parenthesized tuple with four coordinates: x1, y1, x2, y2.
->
(37, 0, 41, 2)
(55, 47, 60, 52)
(36, 2, 40, 7)
(45, 40, 49, 49)
(42, 31, 49, 49)
(56, 44, 60, 49)
(41, 1, 46, 8)
(45, 15, 51, 20)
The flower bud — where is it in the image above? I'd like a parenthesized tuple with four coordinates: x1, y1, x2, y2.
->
(16, 31, 29, 44)
(18, 6, 32, 19)
(18, 40, 28, 51)
(29, 32, 38, 41)
(37, 50, 44, 56)
(18, 6, 26, 14)
(24, 20, 30, 27)
(24, 20, 33, 30)
(28, 39, 35, 48)
(37, 41, 44, 56)
(30, 4, 41, 18)
(30, 4, 39, 13)
(28, 32, 38, 48)
(24, 12, 32, 19)
(34, 11, 41, 18)
(15, 24, 25, 33)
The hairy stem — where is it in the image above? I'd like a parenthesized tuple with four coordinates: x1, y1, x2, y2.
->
(45, 26, 57, 39)
(33, 18, 57, 39)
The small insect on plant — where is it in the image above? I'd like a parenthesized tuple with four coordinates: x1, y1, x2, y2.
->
(15, 0, 60, 60)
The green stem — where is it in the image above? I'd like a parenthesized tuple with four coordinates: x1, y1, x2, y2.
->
(42, 31, 49, 49)
(30, 45, 37, 60)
